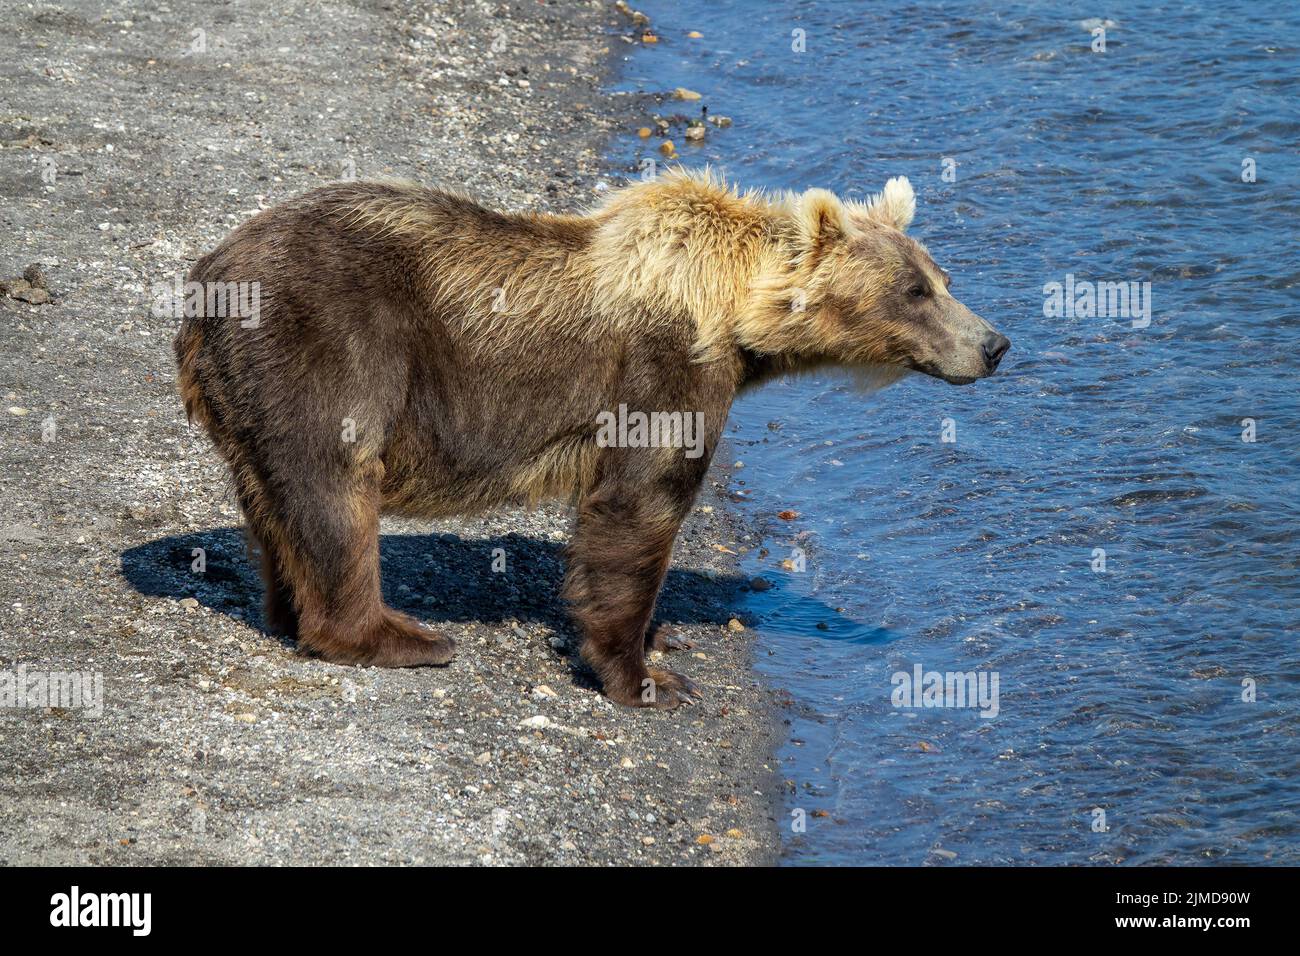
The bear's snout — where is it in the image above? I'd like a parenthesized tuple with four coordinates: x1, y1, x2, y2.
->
(919, 301, 1010, 385)
(981, 332, 1011, 373)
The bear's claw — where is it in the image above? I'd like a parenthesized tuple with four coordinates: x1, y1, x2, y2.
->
(645, 667, 702, 709)
(648, 623, 695, 653)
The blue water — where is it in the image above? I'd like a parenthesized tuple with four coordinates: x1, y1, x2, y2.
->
(608, 2, 1300, 864)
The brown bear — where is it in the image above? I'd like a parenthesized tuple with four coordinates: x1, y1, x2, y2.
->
(173, 170, 1009, 708)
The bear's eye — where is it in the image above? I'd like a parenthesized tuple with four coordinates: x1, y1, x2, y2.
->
(908, 284, 928, 299)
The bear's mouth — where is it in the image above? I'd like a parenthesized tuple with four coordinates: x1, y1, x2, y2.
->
(904, 358, 980, 386)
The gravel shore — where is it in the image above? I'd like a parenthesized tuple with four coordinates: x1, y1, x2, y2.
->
(0, 0, 781, 865)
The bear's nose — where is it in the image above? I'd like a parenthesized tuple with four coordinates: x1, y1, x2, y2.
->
(981, 333, 1011, 372)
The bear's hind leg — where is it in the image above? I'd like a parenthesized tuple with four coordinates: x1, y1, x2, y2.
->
(283, 459, 455, 668)
(227, 453, 298, 638)
(248, 531, 298, 638)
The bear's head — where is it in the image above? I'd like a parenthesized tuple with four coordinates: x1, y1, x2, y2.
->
(743, 177, 1009, 385)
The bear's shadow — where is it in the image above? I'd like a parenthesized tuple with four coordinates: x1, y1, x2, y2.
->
(121, 528, 745, 673)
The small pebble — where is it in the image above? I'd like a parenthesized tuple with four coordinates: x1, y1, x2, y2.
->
(22, 263, 47, 288)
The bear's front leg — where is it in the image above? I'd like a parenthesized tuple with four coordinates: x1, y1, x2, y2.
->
(564, 486, 700, 709)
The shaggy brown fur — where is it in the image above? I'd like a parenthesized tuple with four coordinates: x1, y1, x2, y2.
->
(174, 170, 1007, 708)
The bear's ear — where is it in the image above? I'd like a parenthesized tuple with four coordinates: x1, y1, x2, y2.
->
(794, 188, 847, 255)
(862, 176, 915, 231)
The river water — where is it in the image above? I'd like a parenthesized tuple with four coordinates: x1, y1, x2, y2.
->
(608, 1, 1299, 864)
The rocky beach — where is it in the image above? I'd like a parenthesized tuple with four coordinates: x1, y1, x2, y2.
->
(0, 0, 781, 866)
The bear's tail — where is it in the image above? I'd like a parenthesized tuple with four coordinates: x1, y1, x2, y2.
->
(173, 318, 211, 430)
